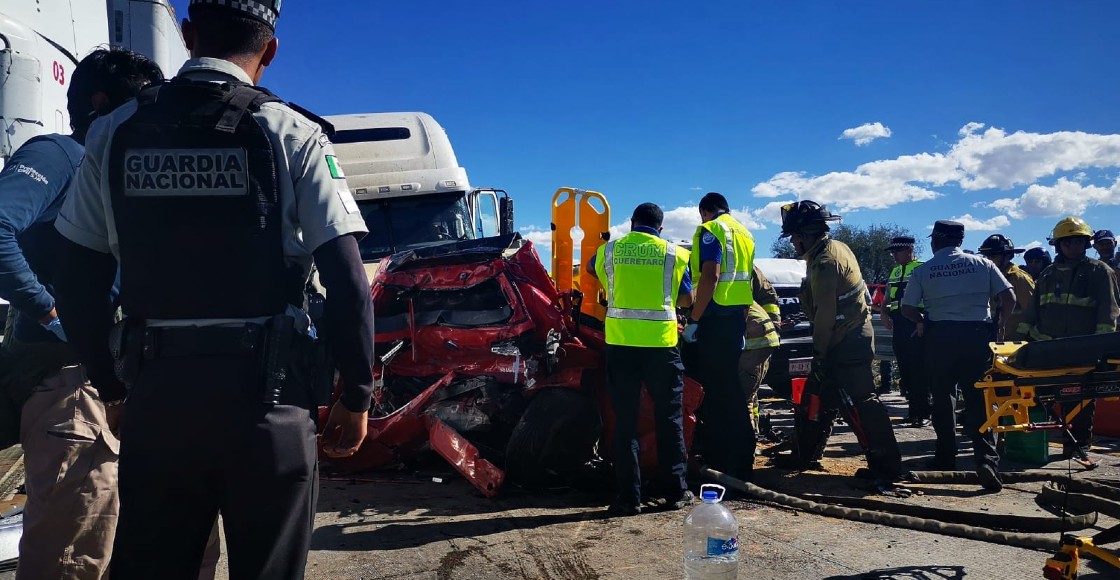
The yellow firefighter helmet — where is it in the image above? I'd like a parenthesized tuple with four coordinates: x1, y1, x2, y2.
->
(1049, 216, 1093, 246)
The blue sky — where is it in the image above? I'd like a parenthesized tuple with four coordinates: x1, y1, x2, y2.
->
(170, 1, 1120, 271)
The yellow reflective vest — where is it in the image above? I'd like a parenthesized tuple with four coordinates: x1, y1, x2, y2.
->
(595, 231, 690, 347)
(887, 260, 922, 312)
(745, 302, 780, 350)
(690, 213, 755, 306)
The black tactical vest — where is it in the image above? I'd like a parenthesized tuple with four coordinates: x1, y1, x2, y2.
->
(109, 79, 303, 319)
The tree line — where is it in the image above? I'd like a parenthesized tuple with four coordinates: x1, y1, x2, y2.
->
(769, 223, 920, 284)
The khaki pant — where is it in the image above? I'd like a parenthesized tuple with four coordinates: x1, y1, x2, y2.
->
(15, 365, 222, 580)
(738, 346, 775, 434)
(17, 366, 118, 580)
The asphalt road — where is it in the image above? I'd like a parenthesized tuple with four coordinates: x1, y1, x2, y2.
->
(256, 392, 1120, 579)
(4, 392, 1119, 579)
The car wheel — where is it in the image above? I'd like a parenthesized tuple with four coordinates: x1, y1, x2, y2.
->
(505, 388, 601, 489)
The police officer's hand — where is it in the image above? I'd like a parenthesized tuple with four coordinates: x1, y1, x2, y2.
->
(40, 314, 67, 342)
(321, 401, 368, 458)
(682, 321, 700, 343)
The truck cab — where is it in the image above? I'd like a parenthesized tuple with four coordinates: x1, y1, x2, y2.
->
(325, 112, 513, 268)
(0, 0, 188, 168)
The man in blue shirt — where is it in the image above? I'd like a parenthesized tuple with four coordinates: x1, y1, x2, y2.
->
(0, 49, 164, 580)
(683, 192, 757, 483)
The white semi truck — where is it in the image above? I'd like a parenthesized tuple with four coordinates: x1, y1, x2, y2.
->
(0, 0, 189, 169)
(326, 112, 515, 267)
(0, 3, 508, 261)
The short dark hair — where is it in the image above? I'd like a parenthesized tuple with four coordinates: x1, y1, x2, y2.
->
(188, 5, 274, 60)
(68, 48, 164, 135)
(631, 203, 663, 229)
(699, 192, 730, 214)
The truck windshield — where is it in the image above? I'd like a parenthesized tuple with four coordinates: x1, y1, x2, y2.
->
(357, 192, 474, 261)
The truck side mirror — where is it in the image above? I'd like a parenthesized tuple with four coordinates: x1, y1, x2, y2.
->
(499, 197, 515, 236)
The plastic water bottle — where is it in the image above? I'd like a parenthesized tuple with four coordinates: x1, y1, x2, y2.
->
(683, 484, 739, 579)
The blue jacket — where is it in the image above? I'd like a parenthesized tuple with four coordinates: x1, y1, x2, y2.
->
(0, 135, 84, 342)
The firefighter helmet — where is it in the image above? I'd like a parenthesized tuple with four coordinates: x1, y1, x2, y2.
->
(1048, 217, 1093, 246)
(779, 200, 841, 238)
(977, 234, 1025, 255)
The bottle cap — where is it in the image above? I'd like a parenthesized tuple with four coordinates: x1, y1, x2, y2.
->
(701, 490, 719, 501)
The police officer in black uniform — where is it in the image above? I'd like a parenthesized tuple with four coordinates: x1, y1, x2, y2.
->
(53, 2, 375, 578)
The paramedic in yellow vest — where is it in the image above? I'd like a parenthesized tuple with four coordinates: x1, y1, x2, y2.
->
(1020, 217, 1119, 466)
(739, 267, 780, 441)
(588, 203, 694, 516)
(882, 236, 931, 427)
(682, 192, 756, 481)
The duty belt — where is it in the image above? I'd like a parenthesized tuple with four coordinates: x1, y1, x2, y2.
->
(141, 324, 265, 359)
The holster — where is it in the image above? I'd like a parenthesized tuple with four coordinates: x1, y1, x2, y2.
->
(262, 314, 332, 407)
(110, 317, 146, 386)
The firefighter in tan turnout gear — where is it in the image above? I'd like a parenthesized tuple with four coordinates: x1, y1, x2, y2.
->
(1020, 216, 1119, 466)
(772, 200, 902, 481)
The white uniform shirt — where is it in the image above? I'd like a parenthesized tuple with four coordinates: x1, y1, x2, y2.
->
(901, 246, 1011, 322)
(55, 58, 368, 325)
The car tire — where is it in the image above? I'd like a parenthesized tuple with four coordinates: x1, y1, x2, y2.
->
(505, 388, 601, 489)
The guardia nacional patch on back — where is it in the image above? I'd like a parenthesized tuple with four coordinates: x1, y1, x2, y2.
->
(123, 148, 248, 197)
(326, 155, 345, 179)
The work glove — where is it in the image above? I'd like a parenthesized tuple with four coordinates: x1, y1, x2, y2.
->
(682, 322, 699, 343)
(41, 317, 67, 342)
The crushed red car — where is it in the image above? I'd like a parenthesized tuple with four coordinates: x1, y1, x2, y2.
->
(318, 234, 703, 496)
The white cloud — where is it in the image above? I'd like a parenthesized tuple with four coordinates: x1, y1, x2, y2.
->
(753, 123, 1120, 220)
(1024, 240, 1043, 249)
(605, 204, 767, 247)
(750, 170, 940, 213)
(948, 213, 1011, 232)
(689, 186, 703, 191)
(839, 122, 892, 146)
(988, 176, 1120, 219)
(856, 153, 960, 186)
(959, 122, 986, 137)
(953, 125, 1120, 191)
(519, 224, 552, 249)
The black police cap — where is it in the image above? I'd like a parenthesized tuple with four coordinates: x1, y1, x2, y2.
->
(929, 220, 965, 238)
(886, 236, 915, 251)
(189, 0, 281, 29)
(1094, 229, 1116, 242)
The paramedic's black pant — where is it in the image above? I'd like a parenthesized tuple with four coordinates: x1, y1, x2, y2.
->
(110, 354, 318, 580)
(891, 311, 930, 419)
(605, 345, 688, 506)
(696, 313, 755, 480)
(925, 321, 999, 470)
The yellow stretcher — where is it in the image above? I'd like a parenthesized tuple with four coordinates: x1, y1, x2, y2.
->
(972, 334, 1120, 579)
(1044, 534, 1120, 580)
(975, 339, 1120, 437)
